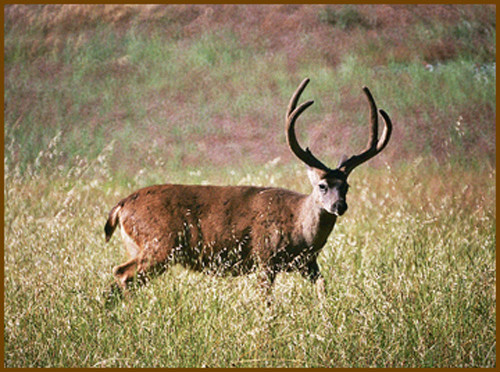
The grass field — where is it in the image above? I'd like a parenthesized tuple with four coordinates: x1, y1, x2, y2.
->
(4, 4, 496, 367)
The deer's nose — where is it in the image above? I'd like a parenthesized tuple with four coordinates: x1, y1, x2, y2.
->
(332, 200, 348, 216)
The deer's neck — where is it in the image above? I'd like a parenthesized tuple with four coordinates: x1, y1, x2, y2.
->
(298, 194, 337, 249)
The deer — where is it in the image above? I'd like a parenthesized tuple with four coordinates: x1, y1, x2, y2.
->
(104, 78, 392, 298)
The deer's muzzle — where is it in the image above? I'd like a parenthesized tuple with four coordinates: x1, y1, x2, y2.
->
(332, 200, 347, 216)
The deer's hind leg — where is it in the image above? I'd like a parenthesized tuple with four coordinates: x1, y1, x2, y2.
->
(113, 228, 171, 291)
(111, 226, 140, 290)
(113, 251, 172, 293)
(113, 256, 140, 290)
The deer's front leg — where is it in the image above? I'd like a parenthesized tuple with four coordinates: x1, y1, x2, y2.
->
(258, 267, 276, 307)
(300, 259, 326, 300)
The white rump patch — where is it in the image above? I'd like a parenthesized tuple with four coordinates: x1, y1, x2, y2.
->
(120, 225, 140, 259)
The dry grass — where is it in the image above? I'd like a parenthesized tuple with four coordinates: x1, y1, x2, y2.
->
(4, 143, 496, 367)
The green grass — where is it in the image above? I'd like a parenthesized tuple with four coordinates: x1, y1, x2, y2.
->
(4, 4, 496, 368)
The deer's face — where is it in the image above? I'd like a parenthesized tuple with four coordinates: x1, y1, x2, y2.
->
(308, 168, 349, 216)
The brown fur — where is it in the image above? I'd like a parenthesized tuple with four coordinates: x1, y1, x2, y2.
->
(106, 184, 336, 289)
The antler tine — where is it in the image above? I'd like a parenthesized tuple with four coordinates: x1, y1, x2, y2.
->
(376, 109, 392, 152)
(339, 87, 392, 175)
(363, 86, 379, 149)
(286, 79, 330, 172)
(287, 78, 310, 117)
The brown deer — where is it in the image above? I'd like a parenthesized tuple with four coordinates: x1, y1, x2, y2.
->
(104, 78, 392, 295)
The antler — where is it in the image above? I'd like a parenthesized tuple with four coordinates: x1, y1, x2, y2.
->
(338, 86, 392, 175)
(286, 78, 330, 172)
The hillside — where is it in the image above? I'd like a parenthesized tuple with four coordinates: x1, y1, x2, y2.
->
(4, 4, 496, 174)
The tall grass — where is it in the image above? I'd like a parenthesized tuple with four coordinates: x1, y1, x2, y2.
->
(4, 142, 495, 367)
(4, 4, 496, 368)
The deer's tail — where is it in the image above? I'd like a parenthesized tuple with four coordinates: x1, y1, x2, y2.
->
(104, 202, 122, 242)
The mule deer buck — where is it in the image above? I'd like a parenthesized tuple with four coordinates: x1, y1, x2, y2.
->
(105, 78, 392, 296)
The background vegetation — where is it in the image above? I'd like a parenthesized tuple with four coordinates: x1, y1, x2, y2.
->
(4, 4, 496, 367)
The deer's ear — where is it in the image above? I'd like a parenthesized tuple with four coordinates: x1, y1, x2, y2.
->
(337, 154, 348, 168)
(306, 166, 324, 186)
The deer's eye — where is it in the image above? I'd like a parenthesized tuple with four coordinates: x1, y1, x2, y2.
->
(318, 184, 327, 193)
